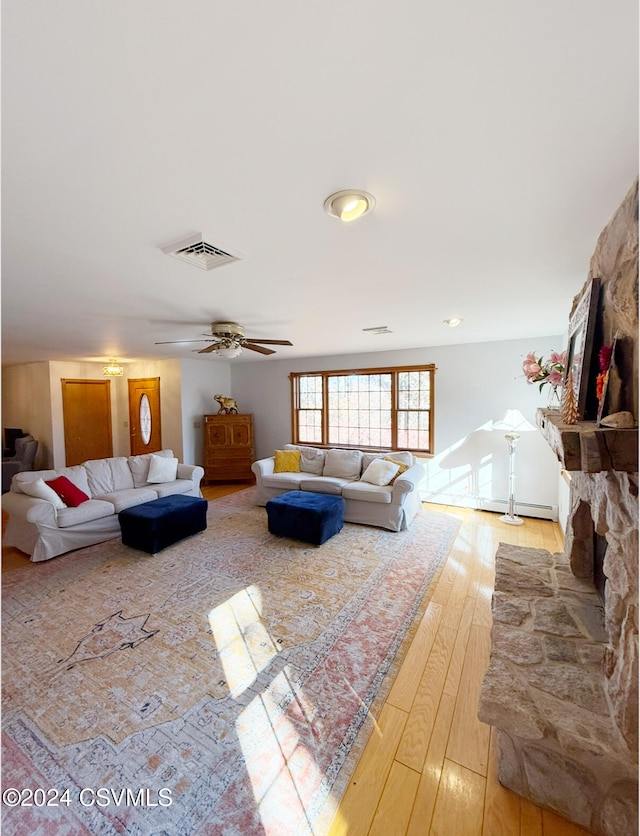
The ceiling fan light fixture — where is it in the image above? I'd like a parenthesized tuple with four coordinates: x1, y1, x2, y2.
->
(103, 359, 124, 376)
(215, 345, 243, 358)
(324, 189, 376, 222)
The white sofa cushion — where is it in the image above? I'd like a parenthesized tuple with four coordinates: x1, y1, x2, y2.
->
(93, 487, 158, 513)
(56, 499, 116, 528)
(152, 480, 194, 499)
(342, 482, 393, 504)
(322, 449, 362, 480)
(284, 444, 326, 475)
(128, 449, 175, 487)
(262, 472, 307, 491)
(147, 455, 179, 483)
(83, 456, 135, 495)
(19, 477, 66, 509)
(361, 458, 400, 486)
(361, 450, 415, 471)
(299, 476, 352, 495)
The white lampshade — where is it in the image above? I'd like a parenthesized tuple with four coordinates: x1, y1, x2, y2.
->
(493, 409, 536, 433)
(215, 346, 243, 358)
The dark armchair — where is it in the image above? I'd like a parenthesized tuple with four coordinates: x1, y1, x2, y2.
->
(2, 435, 38, 493)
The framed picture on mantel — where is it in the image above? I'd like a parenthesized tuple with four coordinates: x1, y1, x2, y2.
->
(564, 276, 600, 420)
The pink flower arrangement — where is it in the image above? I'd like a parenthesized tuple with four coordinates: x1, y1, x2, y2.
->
(523, 351, 566, 392)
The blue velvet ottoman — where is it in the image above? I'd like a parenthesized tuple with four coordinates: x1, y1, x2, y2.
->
(119, 494, 208, 554)
(266, 491, 345, 545)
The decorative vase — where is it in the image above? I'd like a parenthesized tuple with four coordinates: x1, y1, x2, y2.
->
(546, 385, 562, 410)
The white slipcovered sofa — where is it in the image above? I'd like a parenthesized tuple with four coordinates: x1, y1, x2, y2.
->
(2, 450, 204, 562)
(251, 445, 426, 532)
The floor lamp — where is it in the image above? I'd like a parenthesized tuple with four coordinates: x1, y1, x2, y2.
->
(493, 409, 536, 526)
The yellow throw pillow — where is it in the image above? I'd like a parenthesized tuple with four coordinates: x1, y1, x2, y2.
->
(384, 456, 409, 484)
(273, 449, 301, 473)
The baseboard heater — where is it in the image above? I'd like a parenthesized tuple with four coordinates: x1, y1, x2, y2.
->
(421, 491, 558, 522)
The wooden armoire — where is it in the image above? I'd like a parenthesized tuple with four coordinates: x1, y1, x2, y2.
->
(203, 414, 255, 483)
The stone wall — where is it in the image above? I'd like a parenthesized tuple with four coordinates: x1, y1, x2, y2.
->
(479, 543, 637, 836)
(479, 180, 639, 835)
(565, 470, 639, 750)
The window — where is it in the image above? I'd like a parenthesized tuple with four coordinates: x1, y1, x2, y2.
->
(290, 364, 435, 454)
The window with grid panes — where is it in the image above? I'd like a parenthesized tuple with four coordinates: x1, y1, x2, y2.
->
(290, 365, 435, 454)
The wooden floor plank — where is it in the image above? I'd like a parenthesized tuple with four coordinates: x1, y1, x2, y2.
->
(368, 760, 421, 836)
(405, 693, 456, 836)
(429, 758, 486, 836)
(482, 727, 521, 836)
(442, 595, 475, 698)
(445, 624, 492, 776)
(395, 625, 457, 772)
(386, 602, 443, 712)
(521, 797, 543, 836)
(327, 703, 408, 836)
(541, 809, 593, 836)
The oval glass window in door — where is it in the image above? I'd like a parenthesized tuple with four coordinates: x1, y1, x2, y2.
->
(140, 394, 152, 445)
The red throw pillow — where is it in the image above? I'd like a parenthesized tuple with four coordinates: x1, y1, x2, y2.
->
(45, 475, 89, 507)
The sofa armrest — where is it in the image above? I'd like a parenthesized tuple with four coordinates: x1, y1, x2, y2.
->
(2, 491, 59, 527)
(391, 463, 426, 502)
(251, 457, 275, 481)
(177, 463, 204, 486)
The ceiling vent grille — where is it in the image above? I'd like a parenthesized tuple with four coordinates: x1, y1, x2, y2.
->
(160, 233, 243, 271)
(362, 325, 393, 335)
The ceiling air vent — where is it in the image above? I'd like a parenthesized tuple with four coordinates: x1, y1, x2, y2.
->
(362, 325, 393, 335)
(160, 233, 244, 271)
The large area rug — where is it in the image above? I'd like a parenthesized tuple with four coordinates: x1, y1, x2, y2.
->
(2, 488, 460, 835)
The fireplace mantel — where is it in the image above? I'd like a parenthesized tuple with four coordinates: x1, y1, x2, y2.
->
(536, 409, 638, 473)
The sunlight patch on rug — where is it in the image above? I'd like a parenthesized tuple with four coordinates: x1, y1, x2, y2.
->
(2, 488, 460, 835)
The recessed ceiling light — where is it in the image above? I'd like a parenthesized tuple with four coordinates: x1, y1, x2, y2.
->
(444, 318, 463, 327)
(324, 190, 376, 222)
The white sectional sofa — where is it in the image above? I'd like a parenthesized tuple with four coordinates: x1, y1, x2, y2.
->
(2, 450, 204, 562)
(251, 445, 426, 532)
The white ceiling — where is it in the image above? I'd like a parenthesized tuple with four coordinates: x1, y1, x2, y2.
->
(2, 1, 638, 366)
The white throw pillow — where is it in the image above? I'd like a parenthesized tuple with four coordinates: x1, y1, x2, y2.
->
(284, 444, 326, 475)
(322, 449, 363, 480)
(19, 477, 66, 509)
(361, 459, 400, 487)
(147, 455, 178, 483)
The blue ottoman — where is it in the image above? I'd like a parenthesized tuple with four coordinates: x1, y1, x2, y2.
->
(266, 491, 345, 545)
(119, 494, 208, 554)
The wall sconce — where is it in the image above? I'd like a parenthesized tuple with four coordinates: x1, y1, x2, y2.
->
(103, 359, 124, 377)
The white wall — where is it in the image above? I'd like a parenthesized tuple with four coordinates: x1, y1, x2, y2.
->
(179, 358, 232, 465)
(2, 362, 53, 468)
(3, 358, 194, 467)
(230, 335, 566, 517)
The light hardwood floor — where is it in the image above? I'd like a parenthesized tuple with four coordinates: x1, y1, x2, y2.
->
(2, 486, 591, 835)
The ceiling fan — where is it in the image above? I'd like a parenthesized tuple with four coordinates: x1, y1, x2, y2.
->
(155, 321, 293, 356)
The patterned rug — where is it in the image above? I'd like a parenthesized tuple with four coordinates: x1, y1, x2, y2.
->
(2, 488, 460, 835)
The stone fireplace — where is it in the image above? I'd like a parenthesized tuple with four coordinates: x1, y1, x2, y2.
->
(479, 180, 638, 836)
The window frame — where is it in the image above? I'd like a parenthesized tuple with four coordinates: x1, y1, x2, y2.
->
(289, 363, 436, 455)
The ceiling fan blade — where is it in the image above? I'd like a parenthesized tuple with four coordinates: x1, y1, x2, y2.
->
(155, 339, 213, 345)
(197, 343, 221, 354)
(245, 339, 293, 346)
(243, 343, 276, 355)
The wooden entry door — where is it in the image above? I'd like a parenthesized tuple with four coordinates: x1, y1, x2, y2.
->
(62, 379, 113, 466)
(128, 377, 162, 455)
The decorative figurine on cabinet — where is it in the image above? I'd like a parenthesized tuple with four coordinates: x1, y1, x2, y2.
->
(214, 394, 239, 415)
